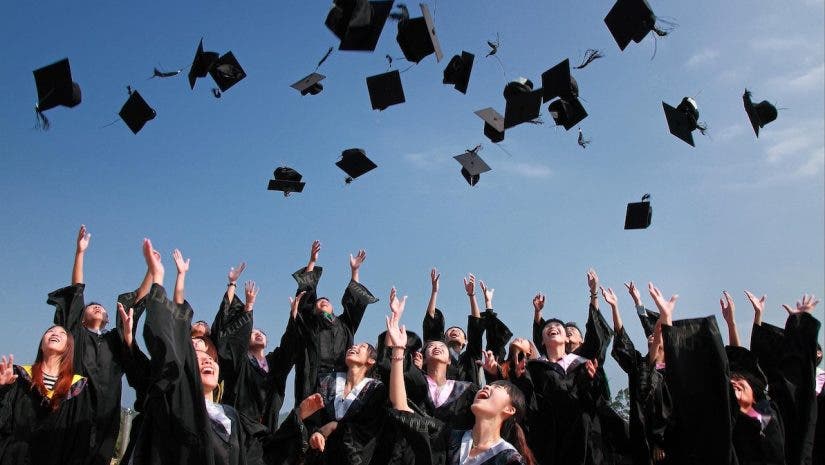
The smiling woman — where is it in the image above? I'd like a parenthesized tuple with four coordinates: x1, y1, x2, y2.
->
(0, 326, 95, 465)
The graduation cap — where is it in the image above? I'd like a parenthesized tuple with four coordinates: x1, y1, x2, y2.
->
(454, 147, 491, 186)
(32, 58, 82, 129)
(541, 59, 579, 103)
(443, 51, 474, 94)
(119, 90, 156, 135)
(743, 89, 778, 137)
(395, 3, 443, 63)
(624, 193, 652, 229)
(503, 78, 542, 129)
(336, 148, 377, 183)
(291, 73, 326, 96)
(366, 70, 405, 110)
(209, 52, 246, 92)
(188, 39, 220, 89)
(267, 167, 305, 197)
(327, 0, 394, 52)
(548, 97, 588, 130)
(662, 97, 703, 147)
(604, 0, 664, 51)
(475, 108, 505, 143)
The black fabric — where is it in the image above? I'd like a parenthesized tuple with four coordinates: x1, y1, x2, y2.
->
(732, 404, 785, 465)
(47, 283, 125, 465)
(750, 314, 821, 465)
(482, 309, 513, 362)
(0, 367, 95, 465)
(611, 326, 672, 465)
(304, 374, 387, 465)
(662, 316, 737, 465)
(387, 409, 527, 465)
(291, 267, 378, 405)
(125, 284, 265, 465)
(211, 292, 295, 430)
(421, 309, 484, 384)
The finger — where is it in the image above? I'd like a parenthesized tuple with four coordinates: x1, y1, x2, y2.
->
(782, 304, 792, 314)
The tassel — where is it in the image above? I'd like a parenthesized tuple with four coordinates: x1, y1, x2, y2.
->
(212, 88, 222, 98)
(574, 49, 604, 69)
(486, 33, 500, 57)
(315, 47, 334, 72)
(577, 128, 591, 148)
(151, 67, 182, 79)
(35, 107, 50, 131)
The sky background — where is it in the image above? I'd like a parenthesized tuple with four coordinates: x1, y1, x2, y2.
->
(1, 0, 823, 409)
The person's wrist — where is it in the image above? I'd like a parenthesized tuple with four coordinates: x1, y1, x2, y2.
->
(228, 282, 236, 287)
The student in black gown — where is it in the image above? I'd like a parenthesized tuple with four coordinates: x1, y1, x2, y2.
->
(422, 271, 486, 384)
(209, 262, 295, 431)
(649, 282, 738, 465)
(125, 239, 267, 465)
(746, 291, 821, 465)
(45, 225, 129, 465)
(386, 289, 536, 465)
(605, 286, 671, 465)
(290, 241, 379, 405)
(0, 326, 95, 465)
(304, 340, 386, 465)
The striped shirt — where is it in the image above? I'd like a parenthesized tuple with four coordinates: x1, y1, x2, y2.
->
(43, 373, 58, 391)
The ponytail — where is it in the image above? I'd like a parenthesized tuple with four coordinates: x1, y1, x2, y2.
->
(511, 422, 537, 465)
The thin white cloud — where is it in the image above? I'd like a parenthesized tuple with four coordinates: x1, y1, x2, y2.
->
(685, 49, 719, 68)
(500, 161, 553, 179)
(715, 123, 747, 142)
(403, 151, 449, 169)
(750, 37, 808, 52)
(763, 119, 824, 174)
(786, 63, 825, 92)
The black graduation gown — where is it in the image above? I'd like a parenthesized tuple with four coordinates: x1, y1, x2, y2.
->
(422, 308, 484, 384)
(291, 267, 378, 405)
(0, 366, 95, 465)
(388, 409, 527, 465)
(126, 284, 265, 465)
(406, 368, 479, 431)
(812, 386, 824, 465)
(750, 313, 821, 465)
(731, 404, 786, 465)
(211, 292, 296, 430)
(611, 326, 672, 465)
(304, 374, 387, 465)
(47, 283, 126, 465)
(481, 309, 514, 363)
(661, 316, 737, 465)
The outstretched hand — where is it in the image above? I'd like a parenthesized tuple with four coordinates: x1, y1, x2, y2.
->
(720, 291, 735, 324)
(76, 225, 91, 253)
(601, 287, 618, 308)
(584, 358, 599, 379)
(744, 291, 766, 315)
(299, 393, 324, 420)
(624, 281, 642, 307)
(228, 262, 246, 284)
(172, 249, 190, 274)
(587, 268, 599, 294)
(310, 240, 321, 263)
(245, 281, 259, 311)
(386, 291, 408, 348)
(481, 350, 499, 374)
(289, 291, 306, 320)
(464, 274, 476, 296)
(0, 355, 18, 385)
(782, 294, 820, 315)
(117, 302, 135, 347)
(430, 268, 440, 293)
(389, 287, 406, 319)
(142, 239, 163, 281)
(349, 250, 367, 270)
(648, 282, 677, 323)
(480, 280, 494, 306)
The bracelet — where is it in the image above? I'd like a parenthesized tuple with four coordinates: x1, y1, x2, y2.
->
(228, 282, 237, 287)
(589, 292, 597, 298)
(390, 355, 404, 362)
(388, 345, 406, 351)
(467, 293, 475, 297)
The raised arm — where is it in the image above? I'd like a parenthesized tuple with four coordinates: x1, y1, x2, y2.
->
(719, 291, 741, 347)
(387, 288, 411, 412)
(464, 273, 481, 318)
(602, 286, 622, 333)
(648, 282, 676, 327)
(587, 268, 599, 310)
(533, 292, 545, 325)
(349, 249, 366, 284)
(306, 240, 320, 273)
(171, 249, 190, 305)
(744, 290, 766, 327)
(72, 225, 91, 285)
(426, 267, 439, 319)
(227, 261, 247, 304)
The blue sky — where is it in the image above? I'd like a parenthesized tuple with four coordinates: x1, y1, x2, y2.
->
(1, 1, 822, 408)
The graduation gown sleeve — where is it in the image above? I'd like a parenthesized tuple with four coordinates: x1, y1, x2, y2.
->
(423, 308, 447, 343)
(482, 309, 513, 362)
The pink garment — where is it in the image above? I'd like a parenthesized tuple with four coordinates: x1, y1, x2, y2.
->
(426, 376, 456, 408)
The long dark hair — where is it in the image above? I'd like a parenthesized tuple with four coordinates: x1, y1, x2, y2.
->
(31, 326, 76, 411)
(491, 380, 537, 465)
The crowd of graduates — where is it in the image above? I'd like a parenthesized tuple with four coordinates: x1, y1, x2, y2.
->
(0, 225, 822, 465)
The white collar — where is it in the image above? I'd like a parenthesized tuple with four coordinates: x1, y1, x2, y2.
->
(458, 430, 515, 465)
